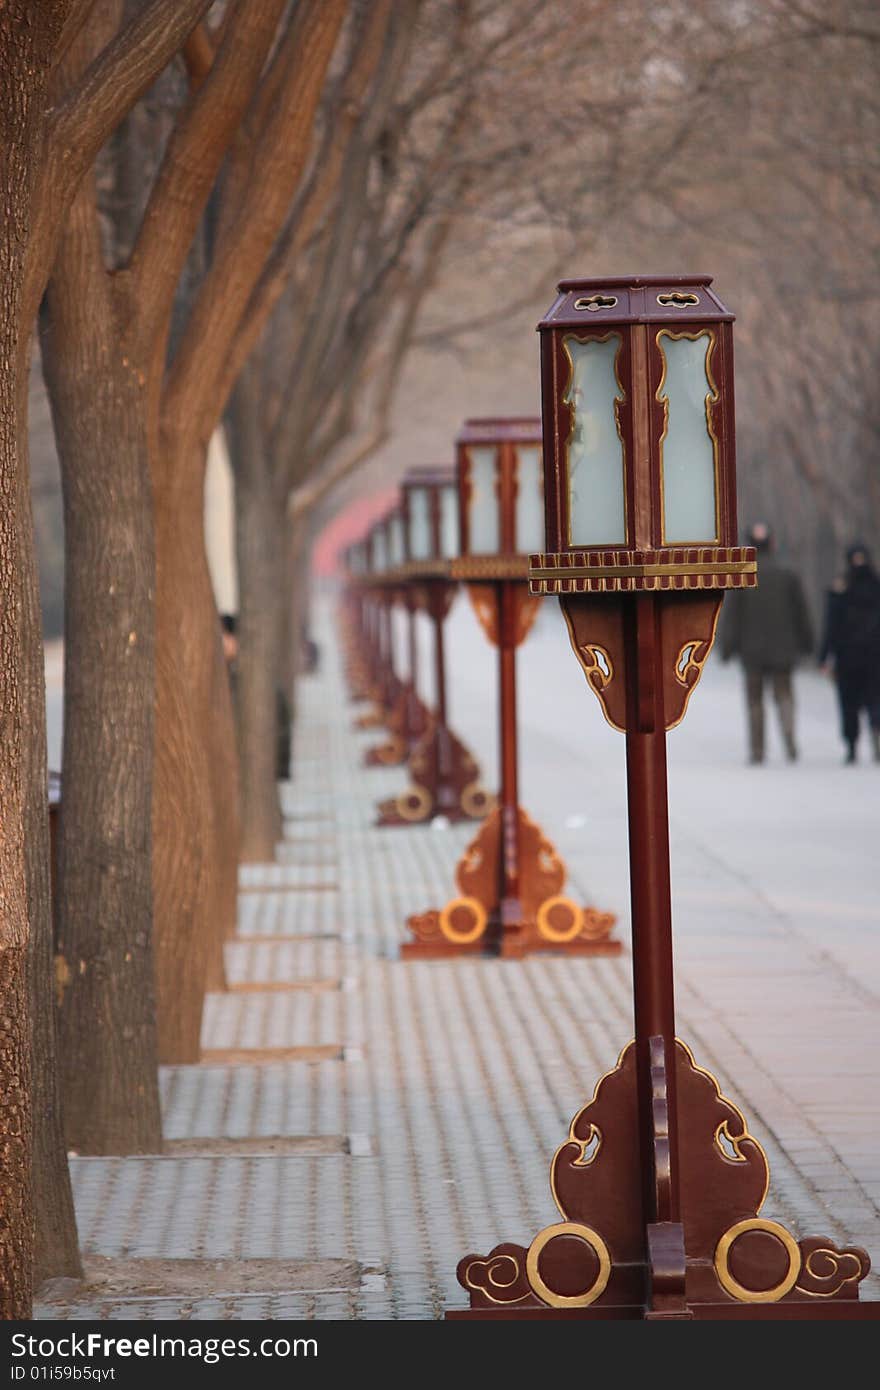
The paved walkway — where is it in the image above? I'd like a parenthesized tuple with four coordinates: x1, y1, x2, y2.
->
(37, 595, 880, 1318)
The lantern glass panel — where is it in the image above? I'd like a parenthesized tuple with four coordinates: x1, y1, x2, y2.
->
(408, 487, 432, 559)
(467, 447, 500, 553)
(515, 444, 544, 554)
(440, 484, 459, 559)
(657, 331, 718, 543)
(564, 334, 626, 547)
(389, 515, 404, 567)
(373, 527, 388, 572)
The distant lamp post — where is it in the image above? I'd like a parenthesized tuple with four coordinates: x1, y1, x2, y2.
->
(451, 277, 877, 1320)
(360, 509, 411, 767)
(350, 521, 389, 732)
(376, 467, 491, 827)
(341, 537, 383, 709)
(404, 418, 619, 959)
(340, 540, 373, 702)
(387, 499, 431, 754)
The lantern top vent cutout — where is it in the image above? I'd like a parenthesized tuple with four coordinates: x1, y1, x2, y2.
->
(531, 275, 756, 596)
(400, 464, 459, 569)
(456, 417, 544, 563)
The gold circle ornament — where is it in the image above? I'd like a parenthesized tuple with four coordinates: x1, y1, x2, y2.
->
(536, 895, 584, 944)
(439, 896, 487, 945)
(526, 1222, 611, 1308)
(395, 785, 432, 822)
(460, 781, 494, 818)
(714, 1218, 801, 1303)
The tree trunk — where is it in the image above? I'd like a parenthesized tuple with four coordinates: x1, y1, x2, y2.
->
(0, 340, 32, 1317)
(40, 213, 162, 1153)
(19, 358, 81, 1274)
(228, 369, 284, 861)
(0, 0, 54, 1319)
(152, 430, 237, 1062)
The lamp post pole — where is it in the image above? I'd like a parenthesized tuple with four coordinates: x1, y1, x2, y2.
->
(497, 579, 522, 931)
(624, 594, 681, 1233)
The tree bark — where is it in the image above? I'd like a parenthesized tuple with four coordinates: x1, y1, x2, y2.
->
(0, 294, 32, 1318)
(0, 0, 66, 1320)
(228, 367, 285, 860)
(41, 188, 162, 1153)
(19, 371, 81, 1275)
(152, 428, 236, 1061)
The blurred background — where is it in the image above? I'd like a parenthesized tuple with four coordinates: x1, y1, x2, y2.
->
(31, 0, 879, 639)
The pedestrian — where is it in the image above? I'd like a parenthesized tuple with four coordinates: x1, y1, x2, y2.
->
(818, 543, 880, 765)
(720, 521, 814, 764)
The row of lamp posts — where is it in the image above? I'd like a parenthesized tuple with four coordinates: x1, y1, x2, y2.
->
(339, 276, 877, 1319)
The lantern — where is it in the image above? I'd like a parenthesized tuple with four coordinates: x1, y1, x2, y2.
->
(457, 417, 545, 565)
(387, 504, 406, 573)
(532, 275, 752, 594)
(401, 465, 460, 567)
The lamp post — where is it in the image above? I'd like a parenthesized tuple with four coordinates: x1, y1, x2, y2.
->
(363, 503, 431, 766)
(361, 509, 412, 767)
(350, 524, 389, 732)
(340, 539, 374, 704)
(376, 466, 492, 827)
(449, 276, 877, 1319)
(404, 418, 619, 959)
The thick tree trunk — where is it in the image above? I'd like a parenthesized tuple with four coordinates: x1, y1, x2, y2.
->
(0, 1, 51, 1319)
(19, 363, 81, 1276)
(152, 431, 237, 1062)
(0, 345, 32, 1318)
(228, 370, 284, 861)
(41, 229, 162, 1154)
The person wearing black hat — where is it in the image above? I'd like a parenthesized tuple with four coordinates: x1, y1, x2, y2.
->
(818, 544, 880, 764)
(720, 522, 815, 764)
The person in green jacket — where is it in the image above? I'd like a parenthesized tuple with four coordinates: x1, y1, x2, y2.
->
(720, 522, 814, 764)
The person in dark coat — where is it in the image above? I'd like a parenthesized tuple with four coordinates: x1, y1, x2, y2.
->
(720, 522, 814, 763)
(818, 543, 880, 764)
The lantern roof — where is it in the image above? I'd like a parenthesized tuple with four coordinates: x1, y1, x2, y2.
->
(456, 417, 542, 446)
(538, 276, 734, 329)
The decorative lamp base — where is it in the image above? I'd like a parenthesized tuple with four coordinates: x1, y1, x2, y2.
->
(448, 1038, 877, 1320)
(402, 806, 620, 958)
(375, 722, 493, 828)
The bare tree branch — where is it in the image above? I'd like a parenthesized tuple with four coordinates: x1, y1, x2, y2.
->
(47, 0, 214, 199)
